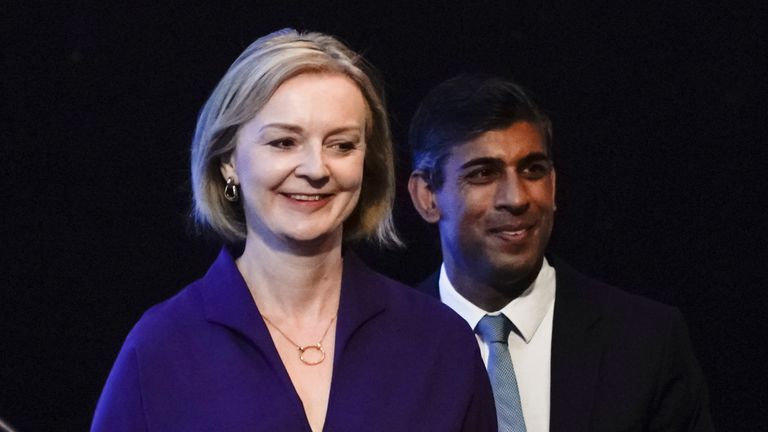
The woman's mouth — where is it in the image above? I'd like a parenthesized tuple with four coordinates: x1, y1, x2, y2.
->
(286, 193, 328, 201)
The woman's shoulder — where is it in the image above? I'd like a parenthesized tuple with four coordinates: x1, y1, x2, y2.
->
(343, 254, 474, 338)
(122, 277, 208, 352)
(125, 248, 248, 348)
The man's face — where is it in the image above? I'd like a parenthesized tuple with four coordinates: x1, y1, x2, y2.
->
(415, 121, 556, 288)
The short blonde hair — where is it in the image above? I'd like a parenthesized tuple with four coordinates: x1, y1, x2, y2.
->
(190, 29, 400, 246)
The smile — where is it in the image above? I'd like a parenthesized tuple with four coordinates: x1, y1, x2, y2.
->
(488, 224, 533, 241)
(283, 193, 332, 202)
(498, 229, 526, 237)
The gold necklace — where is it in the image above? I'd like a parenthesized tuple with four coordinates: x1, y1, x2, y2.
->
(261, 314, 336, 366)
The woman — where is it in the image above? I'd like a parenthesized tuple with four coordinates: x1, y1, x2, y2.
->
(92, 29, 495, 431)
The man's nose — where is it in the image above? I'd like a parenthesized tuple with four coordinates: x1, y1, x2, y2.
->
(294, 143, 330, 182)
(494, 174, 529, 214)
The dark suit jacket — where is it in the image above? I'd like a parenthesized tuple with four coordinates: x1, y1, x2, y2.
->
(92, 249, 496, 432)
(417, 256, 714, 432)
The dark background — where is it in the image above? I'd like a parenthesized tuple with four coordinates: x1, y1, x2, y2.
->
(2, 1, 766, 430)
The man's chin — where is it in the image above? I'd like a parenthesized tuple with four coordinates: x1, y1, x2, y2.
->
(479, 255, 543, 288)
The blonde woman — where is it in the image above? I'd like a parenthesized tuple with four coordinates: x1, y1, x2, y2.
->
(92, 29, 495, 431)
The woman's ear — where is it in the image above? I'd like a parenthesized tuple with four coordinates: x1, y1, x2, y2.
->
(219, 155, 237, 183)
(408, 171, 441, 223)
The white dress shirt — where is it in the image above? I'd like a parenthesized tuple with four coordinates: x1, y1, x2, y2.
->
(439, 258, 556, 432)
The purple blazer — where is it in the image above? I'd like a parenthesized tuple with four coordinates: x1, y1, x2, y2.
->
(92, 249, 496, 431)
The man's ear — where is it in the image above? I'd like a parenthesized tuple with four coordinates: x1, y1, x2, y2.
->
(219, 154, 237, 183)
(408, 171, 441, 223)
(550, 166, 557, 211)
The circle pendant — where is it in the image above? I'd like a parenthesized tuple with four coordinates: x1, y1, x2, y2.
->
(299, 343, 325, 366)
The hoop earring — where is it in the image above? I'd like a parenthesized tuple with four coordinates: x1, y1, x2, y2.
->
(224, 177, 239, 202)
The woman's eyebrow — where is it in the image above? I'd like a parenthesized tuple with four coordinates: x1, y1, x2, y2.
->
(258, 124, 362, 136)
(258, 123, 304, 134)
(325, 125, 364, 136)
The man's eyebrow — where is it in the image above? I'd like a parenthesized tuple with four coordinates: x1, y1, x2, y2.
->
(459, 157, 505, 170)
(518, 152, 552, 165)
(458, 152, 551, 170)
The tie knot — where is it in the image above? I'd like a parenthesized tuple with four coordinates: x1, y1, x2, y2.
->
(475, 314, 514, 344)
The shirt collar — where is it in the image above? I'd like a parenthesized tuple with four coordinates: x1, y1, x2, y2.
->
(439, 258, 556, 343)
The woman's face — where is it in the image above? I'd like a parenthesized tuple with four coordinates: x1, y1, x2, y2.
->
(221, 73, 368, 247)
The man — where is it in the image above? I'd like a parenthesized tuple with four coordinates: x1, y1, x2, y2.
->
(407, 74, 713, 432)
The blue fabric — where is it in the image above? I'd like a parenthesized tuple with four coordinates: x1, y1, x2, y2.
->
(476, 314, 526, 432)
(91, 249, 497, 432)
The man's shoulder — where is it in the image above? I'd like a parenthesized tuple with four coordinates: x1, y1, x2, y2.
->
(413, 270, 441, 298)
(549, 255, 683, 330)
(548, 256, 713, 431)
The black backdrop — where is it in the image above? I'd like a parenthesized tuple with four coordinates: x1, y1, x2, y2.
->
(2, 1, 766, 430)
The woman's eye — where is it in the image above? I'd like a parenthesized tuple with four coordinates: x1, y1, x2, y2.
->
(329, 141, 357, 153)
(267, 138, 296, 149)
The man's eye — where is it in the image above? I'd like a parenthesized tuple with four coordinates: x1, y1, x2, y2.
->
(464, 168, 497, 183)
(521, 162, 552, 179)
(267, 138, 296, 149)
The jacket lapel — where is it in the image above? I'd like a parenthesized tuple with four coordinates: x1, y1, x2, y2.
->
(332, 253, 387, 358)
(548, 257, 603, 432)
(416, 259, 605, 431)
(321, 252, 387, 430)
(197, 249, 309, 427)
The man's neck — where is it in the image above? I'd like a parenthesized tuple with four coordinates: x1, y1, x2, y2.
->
(446, 262, 542, 312)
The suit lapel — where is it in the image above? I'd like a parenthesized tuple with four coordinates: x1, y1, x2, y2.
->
(548, 257, 603, 432)
(417, 260, 605, 431)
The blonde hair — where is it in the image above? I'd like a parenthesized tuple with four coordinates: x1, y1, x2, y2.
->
(190, 29, 400, 246)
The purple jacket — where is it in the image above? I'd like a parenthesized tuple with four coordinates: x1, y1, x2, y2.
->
(92, 249, 496, 431)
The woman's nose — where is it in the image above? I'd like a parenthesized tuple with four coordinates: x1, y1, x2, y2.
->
(294, 143, 330, 182)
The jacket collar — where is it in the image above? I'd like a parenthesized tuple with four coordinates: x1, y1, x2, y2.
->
(415, 255, 605, 432)
(197, 248, 387, 360)
(197, 248, 389, 430)
(198, 248, 271, 349)
(334, 252, 387, 356)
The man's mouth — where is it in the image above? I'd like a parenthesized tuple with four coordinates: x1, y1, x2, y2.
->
(488, 224, 532, 239)
(498, 228, 527, 237)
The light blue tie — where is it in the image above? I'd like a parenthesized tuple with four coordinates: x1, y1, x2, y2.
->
(476, 314, 527, 432)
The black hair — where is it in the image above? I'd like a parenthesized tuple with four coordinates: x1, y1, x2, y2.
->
(409, 74, 552, 189)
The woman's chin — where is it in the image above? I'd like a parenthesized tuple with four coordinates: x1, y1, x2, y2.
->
(263, 229, 343, 254)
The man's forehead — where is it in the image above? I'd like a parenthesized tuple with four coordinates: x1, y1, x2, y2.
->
(446, 123, 548, 165)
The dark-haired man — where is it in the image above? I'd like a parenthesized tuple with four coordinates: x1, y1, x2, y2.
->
(408, 74, 713, 432)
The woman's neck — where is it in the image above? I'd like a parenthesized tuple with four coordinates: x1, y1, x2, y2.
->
(235, 232, 343, 322)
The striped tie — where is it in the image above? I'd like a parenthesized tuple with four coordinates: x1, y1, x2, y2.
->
(476, 314, 526, 432)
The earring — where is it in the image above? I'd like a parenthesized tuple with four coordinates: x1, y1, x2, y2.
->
(224, 177, 239, 202)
